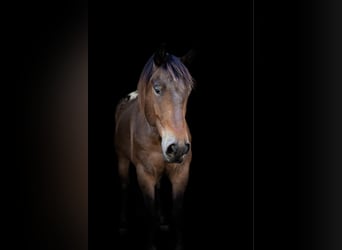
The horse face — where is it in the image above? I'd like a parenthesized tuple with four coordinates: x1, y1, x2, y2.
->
(147, 72, 191, 163)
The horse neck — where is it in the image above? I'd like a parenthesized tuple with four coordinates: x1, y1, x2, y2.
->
(134, 101, 159, 140)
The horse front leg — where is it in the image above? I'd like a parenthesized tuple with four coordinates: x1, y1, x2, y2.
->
(172, 190, 185, 250)
(136, 166, 157, 250)
(155, 180, 168, 231)
(169, 167, 189, 250)
(117, 156, 130, 233)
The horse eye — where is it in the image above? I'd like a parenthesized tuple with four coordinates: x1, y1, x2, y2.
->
(153, 85, 162, 95)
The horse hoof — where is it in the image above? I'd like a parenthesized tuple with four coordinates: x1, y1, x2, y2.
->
(174, 245, 184, 250)
(119, 227, 128, 236)
(159, 224, 169, 231)
(147, 245, 157, 250)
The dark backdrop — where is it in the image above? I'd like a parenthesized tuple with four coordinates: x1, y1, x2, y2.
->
(19, 1, 342, 250)
(89, 2, 253, 250)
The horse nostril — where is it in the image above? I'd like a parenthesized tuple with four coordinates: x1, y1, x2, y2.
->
(166, 143, 177, 155)
(184, 143, 190, 154)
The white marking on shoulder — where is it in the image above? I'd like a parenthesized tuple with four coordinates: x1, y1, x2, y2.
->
(127, 90, 138, 101)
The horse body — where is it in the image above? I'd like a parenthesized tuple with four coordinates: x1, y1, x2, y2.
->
(115, 47, 194, 250)
(115, 91, 191, 182)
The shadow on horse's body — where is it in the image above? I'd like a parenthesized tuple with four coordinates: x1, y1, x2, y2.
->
(115, 46, 195, 250)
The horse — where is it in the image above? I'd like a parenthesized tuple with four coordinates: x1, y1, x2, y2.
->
(114, 46, 195, 250)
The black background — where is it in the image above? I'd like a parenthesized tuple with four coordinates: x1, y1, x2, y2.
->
(89, 2, 253, 249)
(19, 0, 342, 250)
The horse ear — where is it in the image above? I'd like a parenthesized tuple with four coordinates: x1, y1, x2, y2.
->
(181, 49, 196, 66)
(153, 44, 168, 66)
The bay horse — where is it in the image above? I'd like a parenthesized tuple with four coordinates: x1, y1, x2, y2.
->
(115, 46, 195, 250)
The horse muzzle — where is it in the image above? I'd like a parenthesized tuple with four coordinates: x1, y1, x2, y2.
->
(164, 142, 190, 163)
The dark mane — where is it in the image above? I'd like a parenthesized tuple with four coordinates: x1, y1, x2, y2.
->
(138, 53, 194, 89)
